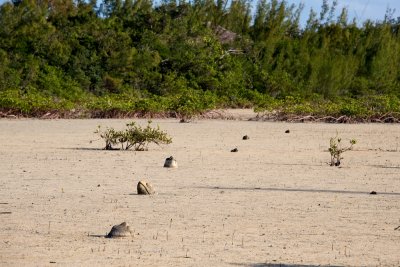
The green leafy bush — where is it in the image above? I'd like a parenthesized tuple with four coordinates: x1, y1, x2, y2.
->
(94, 126, 122, 150)
(170, 90, 217, 121)
(0, 89, 74, 115)
(95, 121, 172, 151)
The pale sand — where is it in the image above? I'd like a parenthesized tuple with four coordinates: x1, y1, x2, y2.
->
(0, 114, 399, 266)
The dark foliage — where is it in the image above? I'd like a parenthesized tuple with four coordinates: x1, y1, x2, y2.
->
(0, 0, 400, 118)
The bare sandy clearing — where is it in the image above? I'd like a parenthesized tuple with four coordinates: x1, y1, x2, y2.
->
(0, 118, 399, 266)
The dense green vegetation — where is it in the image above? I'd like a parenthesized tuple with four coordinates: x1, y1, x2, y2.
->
(0, 0, 400, 121)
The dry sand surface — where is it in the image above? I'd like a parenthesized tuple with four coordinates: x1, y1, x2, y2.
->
(0, 112, 400, 266)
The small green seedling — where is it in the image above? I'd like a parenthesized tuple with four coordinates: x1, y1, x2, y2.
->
(329, 133, 356, 166)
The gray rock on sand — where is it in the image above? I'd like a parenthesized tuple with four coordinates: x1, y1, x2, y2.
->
(137, 180, 155, 195)
(164, 156, 178, 168)
(106, 222, 132, 238)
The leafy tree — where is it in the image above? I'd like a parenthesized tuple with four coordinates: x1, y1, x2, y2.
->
(1, 0, 400, 118)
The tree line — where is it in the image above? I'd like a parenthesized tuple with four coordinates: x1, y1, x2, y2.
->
(0, 0, 400, 118)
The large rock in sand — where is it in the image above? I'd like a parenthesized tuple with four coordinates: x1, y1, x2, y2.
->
(137, 180, 155, 195)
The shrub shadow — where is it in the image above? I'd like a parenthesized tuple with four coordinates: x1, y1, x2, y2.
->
(61, 147, 124, 151)
(58, 147, 104, 151)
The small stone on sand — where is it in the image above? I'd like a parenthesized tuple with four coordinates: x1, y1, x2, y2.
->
(106, 222, 132, 238)
(164, 156, 178, 168)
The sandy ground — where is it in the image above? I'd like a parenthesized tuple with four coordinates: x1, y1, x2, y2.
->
(0, 113, 399, 266)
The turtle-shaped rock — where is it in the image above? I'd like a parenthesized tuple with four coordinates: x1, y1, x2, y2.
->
(106, 222, 132, 238)
(164, 156, 178, 168)
(242, 135, 250, 140)
(137, 180, 155, 195)
(231, 148, 238, 152)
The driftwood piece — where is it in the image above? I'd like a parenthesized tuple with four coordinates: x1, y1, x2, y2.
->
(255, 111, 400, 123)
